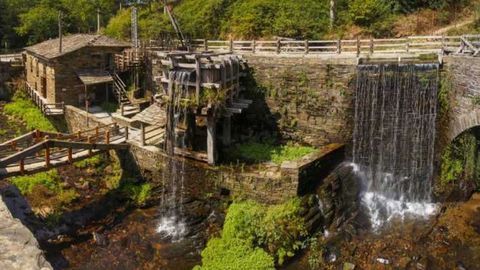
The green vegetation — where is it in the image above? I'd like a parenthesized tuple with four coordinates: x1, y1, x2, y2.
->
(439, 130, 480, 191)
(195, 198, 306, 269)
(10, 170, 61, 195)
(121, 182, 152, 206)
(74, 155, 103, 169)
(10, 169, 79, 206)
(4, 91, 56, 131)
(228, 141, 315, 165)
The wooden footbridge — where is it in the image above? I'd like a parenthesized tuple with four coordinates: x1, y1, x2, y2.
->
(0, 124, 129, 179)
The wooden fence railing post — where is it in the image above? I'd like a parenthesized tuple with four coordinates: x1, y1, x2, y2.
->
(369, 38, 374, 54)
(305, 40, 310, 54)
(88, 136, 93, 156)
(229, 39, 234, 52)
(105, 131, 110, 144)
(277, 40, 281, 54)
(44, 137, 50, 168)
(406, 37, 410, 53)
(68, 148, 73, 163)
(125, 126, 129, 140)
(95, 127, 99, 139)
(356, 37, 360, 57)
(337, 39, 342, 54)
(252, 40, 256, 53)
(204, 39, 208, 51)
(19, 159, 25, 175)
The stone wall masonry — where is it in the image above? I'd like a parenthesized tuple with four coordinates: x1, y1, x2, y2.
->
(443, 56, 480, 141)
(242, 55, 357, 147)
(0, 194, 52, 270)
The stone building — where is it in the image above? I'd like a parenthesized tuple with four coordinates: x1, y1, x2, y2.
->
(24, 34, 130, 113)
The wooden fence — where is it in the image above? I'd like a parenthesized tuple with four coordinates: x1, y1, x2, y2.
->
(174, 35, 480, 56)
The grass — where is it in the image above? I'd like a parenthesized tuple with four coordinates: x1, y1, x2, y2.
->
(229, 142, 316, 165)
(10, 169, 61, 195)
(3, 91, 56, 131)
(74, 155, 103, 169)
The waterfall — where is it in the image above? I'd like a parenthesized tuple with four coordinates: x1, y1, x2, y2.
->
(157, 70, 192, 241)
(352, 64, 439, 229)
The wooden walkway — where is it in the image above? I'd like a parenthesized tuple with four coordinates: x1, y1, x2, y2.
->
(0, 124, 129, 179)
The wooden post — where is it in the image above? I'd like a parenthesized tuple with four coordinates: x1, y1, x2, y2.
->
(195, 56, 201, 104)
(140, 123, 145, 146)
(277, 40, 281, 54)
(252, 40, 256, 53)
(19, 159, 25, 175)
(95, 127, 99, 139)
(222, 115, 231, 146)
(105, 130, 110, 144)
(68, 148, 73, 163)
(337, 39, 341, 54)
(369, 38, 374, 54)
(125, 126, 129, 140)
(441, 35, 446, 52)
(356, 37, 360, 57)
(229, 39, 234, 52)
(120, 103, 125, 116)
(207, 111, 216, 165)
(204, 39, 208, 51)
(44, 137, 50, 168)
(88, 136, 93, 156)
(305, 40, 309, 54)
(406, 37, 410, 53)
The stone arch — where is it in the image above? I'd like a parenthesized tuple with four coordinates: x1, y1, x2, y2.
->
(448, 109, 480, 142)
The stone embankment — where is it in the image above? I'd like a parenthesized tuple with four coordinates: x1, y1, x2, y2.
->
(0, 195, 52, 270)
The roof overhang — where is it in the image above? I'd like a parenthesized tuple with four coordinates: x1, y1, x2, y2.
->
(76, 70, 113, 86)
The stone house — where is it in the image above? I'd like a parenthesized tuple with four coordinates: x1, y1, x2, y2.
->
(24, 34, 130, 112)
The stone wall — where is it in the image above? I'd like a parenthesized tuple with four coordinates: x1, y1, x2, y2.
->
(443, 56, 480, 142)
(241, 55, 357, 147)
(0, 193, 52, 270)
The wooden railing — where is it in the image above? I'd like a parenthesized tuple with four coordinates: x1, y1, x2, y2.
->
(0, 124, 129, 176)
(25, 82, 65, 116)
(0, 53, 22, 63)
(167, 35, 480, 56)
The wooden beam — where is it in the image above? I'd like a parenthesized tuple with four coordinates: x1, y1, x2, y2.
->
(49, 140, 129, 150)
(207, 111, 217, 165)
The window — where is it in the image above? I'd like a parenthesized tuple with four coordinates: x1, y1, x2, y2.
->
(36, 60, 39, 77)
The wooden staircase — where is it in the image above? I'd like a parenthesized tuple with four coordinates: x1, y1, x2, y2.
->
(111, 72, 140, 117)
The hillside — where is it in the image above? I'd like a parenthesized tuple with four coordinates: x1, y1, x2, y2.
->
(1, 0, 480, 50)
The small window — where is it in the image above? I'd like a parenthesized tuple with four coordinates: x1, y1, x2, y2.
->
(30, 57, 33, 73)
(36, 60, 39, 77)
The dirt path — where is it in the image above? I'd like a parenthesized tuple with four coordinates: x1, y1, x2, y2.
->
(433, 18, 475, 35)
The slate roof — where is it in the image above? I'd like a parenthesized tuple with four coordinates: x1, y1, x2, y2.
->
(76, 70, 114, 85)
(24, 34, 131, 60)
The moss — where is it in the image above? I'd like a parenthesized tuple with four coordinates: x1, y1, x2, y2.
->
(3, 91, 56, 131)
(120, 182, 152, 206)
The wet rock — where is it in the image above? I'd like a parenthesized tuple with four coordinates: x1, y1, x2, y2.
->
(376, 258, 390, 265)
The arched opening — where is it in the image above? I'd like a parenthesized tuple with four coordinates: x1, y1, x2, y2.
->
(436, 126, 480, 201)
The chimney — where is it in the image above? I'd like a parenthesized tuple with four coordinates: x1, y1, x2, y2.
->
(58, 11, 63, 53)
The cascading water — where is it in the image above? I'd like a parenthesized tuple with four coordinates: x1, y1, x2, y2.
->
(352, 63, 439, 229)
(156, 70, 192, 241)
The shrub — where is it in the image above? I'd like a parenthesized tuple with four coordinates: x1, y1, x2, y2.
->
(4, 91, 56, 131)
(195, 198, 306, 268)
(349, 0, 392, 27)
(193, 237, 275, 270)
